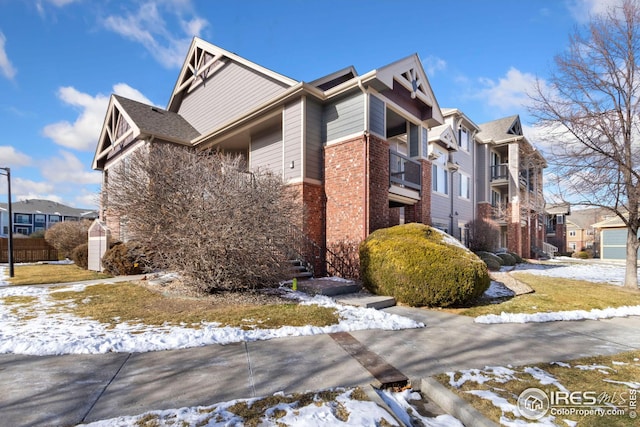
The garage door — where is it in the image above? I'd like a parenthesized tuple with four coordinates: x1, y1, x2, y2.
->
(602, 228, 640, 260)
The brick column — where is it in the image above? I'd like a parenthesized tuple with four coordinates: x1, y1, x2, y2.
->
(367, 135, 390, 233)
(507, 202, 522, 256)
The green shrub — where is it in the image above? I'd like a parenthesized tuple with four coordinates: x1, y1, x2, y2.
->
(482, 257, 502, 271)
(509, 252, 524, 264)
(497, 253, 516, 266)
(71, 243, 89, 270)
(359, 223, 490, 307)
(476, 251, 504, 266)
(102, 242, 146, 276)
(574, 251, 590, 259)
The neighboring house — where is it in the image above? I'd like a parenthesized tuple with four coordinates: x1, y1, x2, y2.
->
(93, 37, 548, 273)
(564, 207, 611, 256)
(0, 199, 98, 237)
(592, 213, 637, 261)
(545, 203, 571, 254)
(475, 116, 547, 258)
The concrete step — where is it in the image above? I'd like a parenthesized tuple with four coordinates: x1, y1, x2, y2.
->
(297, 277, 361, 296)
(335, 293, 396, 309)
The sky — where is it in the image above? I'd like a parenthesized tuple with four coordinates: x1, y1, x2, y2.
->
(0, 0, 623, 209)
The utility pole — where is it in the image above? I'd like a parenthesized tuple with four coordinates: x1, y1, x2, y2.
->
(0, 167, 14, 277)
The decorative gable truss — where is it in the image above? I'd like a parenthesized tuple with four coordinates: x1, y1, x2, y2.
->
(93, 97, 139, 170)
(374, 54, 444, 126)
(174, 45, 228, 98)
(507, 116, 523, 136)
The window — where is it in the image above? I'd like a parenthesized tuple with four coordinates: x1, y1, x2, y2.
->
(49, 215, 61, 223)
(459, 173, 470, 199)
(458, 127, 470, 151)
(557, 215, 564, 224)
(570, 242, 577, 251)
(569, 230, 576, 237)
(491, 190, 502, 207)
(432, 147, 448, 195)
(34, 214, 46, 226)
(15, 226, 30, 235)
(15, 214, 31, 224)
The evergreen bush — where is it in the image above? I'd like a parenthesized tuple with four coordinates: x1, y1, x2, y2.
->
(497, 252, 517, 266)
(359, 223, 490, 307)
(509, 252, 525, 264)
(482, 257, 502, 271)
(476, 251, 504, 266)
(71, 243, 89, 270)
(102, 242, 146, 276)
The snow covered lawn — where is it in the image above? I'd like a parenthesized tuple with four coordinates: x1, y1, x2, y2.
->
(0, 268, 423, 356)
(475, 260, 640, 324)
(437, 350, 640, 426)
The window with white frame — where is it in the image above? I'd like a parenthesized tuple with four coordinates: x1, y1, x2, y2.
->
(569, 230, 576, 237)
(431, 147, 448, 195)
(570, 242, 577, 251)
(459, 173, 470, 199)
(557, 215, 564, 224)
(459, 127, 470, 151)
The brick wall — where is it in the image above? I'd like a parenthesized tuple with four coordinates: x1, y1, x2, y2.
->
(367, 134, 390, 233)
(324, 136, 367, 249)
(477, 202, 492, 221)
(506, 203, 522, 256)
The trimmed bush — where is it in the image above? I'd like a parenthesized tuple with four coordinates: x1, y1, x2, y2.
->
(497, 252, 516, 266)
(476, 251, 504, 266)
(509, 252, 525, 264)
(482, 257, 502, 271)
(574, 250, 591, 259)
(102, 242, 146, 276)
(71, 243, 89, 269)
(359, 223, 490, 307)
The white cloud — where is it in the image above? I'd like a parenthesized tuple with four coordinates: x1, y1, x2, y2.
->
(567, 0, 624, 23)
(103, 1, 208, 69)
(0, 31, 17, 80)
(40, 150, 102, 185)
(476, 67, 539, 113)
(422, 55, 447, 77)
(42, 84, 155, 151)
(3, 177, 55, 199)
(0, 146, 31, 167)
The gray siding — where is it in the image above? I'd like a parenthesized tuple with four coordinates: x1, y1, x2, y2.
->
(283, 101, 302, 181)
(178, 61, 289, 134)
(251, 126, 282, 174)
(370, 95, 385, 136)
(476, 144, 489, 203)
(323, 92, 365, 143)
(431, 192, 451, 226)
(305, 99, 323, 180)
(601, 228, 640, 260)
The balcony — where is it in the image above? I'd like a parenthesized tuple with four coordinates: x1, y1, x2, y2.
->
(389, 149, 421, 205)
(490, 164, 509, 188)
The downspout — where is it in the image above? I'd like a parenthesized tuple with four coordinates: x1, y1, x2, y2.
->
(358, 79, 369, 240)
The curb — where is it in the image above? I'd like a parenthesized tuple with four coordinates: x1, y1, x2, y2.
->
(420, 377, 497, 427)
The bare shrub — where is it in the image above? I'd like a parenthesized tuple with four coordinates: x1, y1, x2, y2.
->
(468, 218, 500, 253)
(45, 220, 91, 258)
(104, 144, 298, 292)
(101, 242, 146, 276)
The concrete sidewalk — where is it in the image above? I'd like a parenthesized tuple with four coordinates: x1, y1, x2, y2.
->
(1, 307, 639, 426)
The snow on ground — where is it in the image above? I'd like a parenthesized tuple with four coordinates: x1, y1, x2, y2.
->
(378, 388, 464, 427)
(0, 275, 423, 356)
(78, 387, 401, 427)
(444, 357, 639, 427)
(476, 260, 640, 324)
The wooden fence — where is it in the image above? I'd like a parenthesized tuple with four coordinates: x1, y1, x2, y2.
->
(0, 238, 59, 263)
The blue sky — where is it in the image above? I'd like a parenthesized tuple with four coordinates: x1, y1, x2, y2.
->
(0, 0, 618, 209)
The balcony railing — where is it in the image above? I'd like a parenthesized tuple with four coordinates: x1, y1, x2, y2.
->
(490, 164, 508, 181)
(389, 150, 421, 192)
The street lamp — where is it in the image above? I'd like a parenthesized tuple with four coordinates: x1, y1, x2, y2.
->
(0, 167, 14, 278)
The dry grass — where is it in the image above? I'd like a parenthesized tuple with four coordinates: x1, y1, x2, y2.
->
(435, 350, 640, 426)
(226, 388, 368, 427)
(7, 264, 111, 286)
(451, 274, 640, 317)
(0, 295, 39, 320)
(47, 282, 340, 329)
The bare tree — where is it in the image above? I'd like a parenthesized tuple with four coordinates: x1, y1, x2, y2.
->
(45, 220, 92, 259)
(530, 0, 640, 289)
(104, 143, 299, 292)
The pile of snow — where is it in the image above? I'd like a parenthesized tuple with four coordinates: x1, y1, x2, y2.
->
(482, 281, 515, 299)
(378, 388, 463, 427)
(475, 305, 640, 324)
(511, 261, 638, 286)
